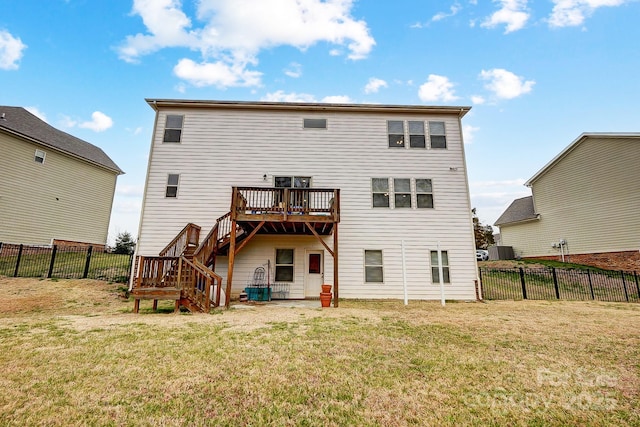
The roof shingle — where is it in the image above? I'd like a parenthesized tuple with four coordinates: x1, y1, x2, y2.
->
(494, 196, 538, 226)
(0, 106, 123, 174)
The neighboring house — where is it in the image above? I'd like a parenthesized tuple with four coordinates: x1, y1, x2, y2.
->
(134, 99, 478, 308)
(495, 133, 640, 270)
(0, 106, 123, 247)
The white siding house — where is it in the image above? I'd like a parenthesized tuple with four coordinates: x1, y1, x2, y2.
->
(495, 133, 640, 270)
(135, 99, 478, 304)
(0, 106, 123, 247)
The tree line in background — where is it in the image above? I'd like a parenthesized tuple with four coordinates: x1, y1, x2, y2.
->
(473, 208, 495, 250)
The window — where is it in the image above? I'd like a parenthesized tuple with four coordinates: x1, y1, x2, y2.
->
(165, 174, 179, 198)
(394, 178, 412, 208)
(431, 250, 450, 283)
(274, 176, 311, 188)
(372, 178, 390, 208)
(34, 149, 46, 164)
(409, 121, 426, 148)
(416, 179, 434, 208)
(163, 115, 184, 143)
(388, 120, 405, 148)
(303, 118, 327, 129)
(429, 121, 447, 149)
(275, 249, 294, 282)
(364, 250, 384, 283)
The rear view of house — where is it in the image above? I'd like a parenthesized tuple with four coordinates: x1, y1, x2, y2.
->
(0, 106, 123, 247)
(495, 133, 640, 270)
(134, 99, 478, 309)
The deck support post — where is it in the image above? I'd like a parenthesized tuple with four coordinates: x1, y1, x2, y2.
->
(225, 219, 237, 308)
(333, 222, 339, 307)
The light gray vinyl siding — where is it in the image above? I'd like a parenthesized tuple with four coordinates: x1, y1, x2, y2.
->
(500, 136, 640, 257)
(138, 108, 477, 300)
(0, 133, 117, 245)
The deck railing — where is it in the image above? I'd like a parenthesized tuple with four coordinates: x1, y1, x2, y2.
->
(159, 223, 201, 257)
(134, 256, 180, 288)
(232, 187, 340, 219)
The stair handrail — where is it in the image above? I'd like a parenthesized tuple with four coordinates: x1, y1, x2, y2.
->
(159, 223, 201, 257)
(179, 256, 223, 310)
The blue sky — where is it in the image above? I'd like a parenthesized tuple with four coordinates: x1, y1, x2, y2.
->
(2, 0, 639, 244)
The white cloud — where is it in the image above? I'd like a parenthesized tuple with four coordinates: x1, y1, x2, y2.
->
(284, 62, 302, 78)
(432, 4, 463, 22)
(118, 0, 375, 88)
(364, 77, 388, 94)
(418, 74, 459, 102)
(548, 0, 629, 28)
(78, 111, 114, 132)
(480, 68, 535, 99)
(469, 179, 530, 226)
(463, 124, 480, 144)
(25, 107, 47, 122)
(116, 184, 145, 198)
(321, 95, 352, 103)
(260, 91, 350, 103)
(0, 29, 27, 70)
(481, 0, 530, 33)
(59, 115, 78, 129)
(471, 95, 486, 105)
(173, 58, 262, 87)
(261, 91, 317, 103)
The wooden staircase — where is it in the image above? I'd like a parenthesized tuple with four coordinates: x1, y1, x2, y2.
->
(133, 186, 341, 311)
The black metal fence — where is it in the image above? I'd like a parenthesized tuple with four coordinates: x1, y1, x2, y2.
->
(0, 243, 133, 283)
(479, 267, 640, 303)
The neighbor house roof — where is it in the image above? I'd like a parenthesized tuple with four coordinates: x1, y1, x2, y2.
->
(525, 133, 640, 186)
(146, 99, 472, 117)
(0, 106, 123, 174)
(494, 196, 538, 226)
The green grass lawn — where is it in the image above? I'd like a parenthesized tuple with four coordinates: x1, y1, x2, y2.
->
(1, 277, 638, 426)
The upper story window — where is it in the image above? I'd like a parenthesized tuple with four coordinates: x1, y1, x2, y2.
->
(163, 115, 184, 143)
(394, 178, 412, 208)
(303, 118, 327, 129)
(416, 179, 434, 208)
(34, 149, 46, 164)
(429, 121, 447, 149)
(372, 178, 390, 208)
(409, 121, 426, 148)
(371, 177, 434, 209)
(387, 121, 405, 148)
(166, 174, 179, 198)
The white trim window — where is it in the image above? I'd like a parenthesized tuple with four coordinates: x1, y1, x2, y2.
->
(275, 249, 294, 282)
(274, 176, 311, 188)
(429, 121, 447, 149)
(394, 178, 412, 208)
(364, 250, 384, 283)
(165, 174, 180, 198)
(409, 121, 426, 148)
(34, 149, 46, 164)
(372, 178, 390, 208)
(431, 250, 450, 283)
(387, 120, 405, 148)
(303, 118, 327, 129)
(416, 179, 434, 208)
(163, 115, 184, 143)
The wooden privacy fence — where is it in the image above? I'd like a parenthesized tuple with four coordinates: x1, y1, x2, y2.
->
(0, 242, 133, 283)
(479, 267, 640, 303)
